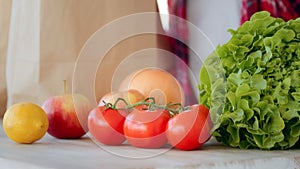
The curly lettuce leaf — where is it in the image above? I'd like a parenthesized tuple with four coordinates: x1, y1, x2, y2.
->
(199, 11, 300, 150)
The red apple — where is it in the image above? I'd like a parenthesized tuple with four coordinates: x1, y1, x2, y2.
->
(99, 89, 145, 109)
(42, 94, 92, 139)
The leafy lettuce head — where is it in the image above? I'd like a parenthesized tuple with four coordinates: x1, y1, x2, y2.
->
(199, 11, 300, 150)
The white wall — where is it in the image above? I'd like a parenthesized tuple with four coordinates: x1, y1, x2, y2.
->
(187, 0, 242, 98)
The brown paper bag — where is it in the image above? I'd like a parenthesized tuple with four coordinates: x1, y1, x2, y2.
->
(0, 0, 12, 117)
(6, 0, 158, 109)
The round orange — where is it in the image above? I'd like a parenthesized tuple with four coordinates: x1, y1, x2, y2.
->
(119, 68, 184, 105)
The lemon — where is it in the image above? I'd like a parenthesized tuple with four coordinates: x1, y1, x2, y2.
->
(3, 102, 49, 144)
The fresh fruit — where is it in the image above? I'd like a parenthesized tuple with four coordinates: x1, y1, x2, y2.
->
(88, 107, 129, 145)
(42, 94, 92, 139)
(166, 105, 212, 150)
(99, 89, 145, 109)
(3, 102, 49, 144)
(123, 108, 170, 148)
(119, 68, 184, 106)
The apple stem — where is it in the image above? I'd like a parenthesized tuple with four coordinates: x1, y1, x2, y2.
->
(63, 80, 67, 95)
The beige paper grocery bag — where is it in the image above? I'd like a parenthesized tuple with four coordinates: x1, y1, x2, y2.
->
(6, 0, 157, 109)
(6, 0, 41, 107)
(0, 0, 12, 117)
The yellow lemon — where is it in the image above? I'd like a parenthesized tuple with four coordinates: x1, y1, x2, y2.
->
(3, 102, 49, 144)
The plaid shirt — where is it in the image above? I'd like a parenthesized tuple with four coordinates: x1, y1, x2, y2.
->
(168, 0, 197, 105)
(241, 0, 300, 24)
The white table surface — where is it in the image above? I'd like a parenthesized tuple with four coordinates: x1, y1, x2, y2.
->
(1, 119, 299, 169)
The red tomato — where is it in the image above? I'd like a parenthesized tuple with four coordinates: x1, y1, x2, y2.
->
(123, 109, 170, 148)
(88, 107, 129, 145)
(166, 105, 212, 151)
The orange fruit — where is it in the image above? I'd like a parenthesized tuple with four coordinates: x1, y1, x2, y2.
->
(119, 68, 184, 105)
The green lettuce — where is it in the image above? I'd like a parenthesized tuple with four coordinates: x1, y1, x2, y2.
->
(199, 11, 300, 150)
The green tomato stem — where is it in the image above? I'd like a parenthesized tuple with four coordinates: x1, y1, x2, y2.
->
(105, 96, 186, 117)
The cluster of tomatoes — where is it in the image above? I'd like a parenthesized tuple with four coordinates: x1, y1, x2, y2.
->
(87, 97, 212, 151)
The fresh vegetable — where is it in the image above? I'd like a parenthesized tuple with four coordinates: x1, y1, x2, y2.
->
(123, 108, 170, 148)
(88, 106, 129, 145)
(90, 92, 211, 150)
(166, 105, 212, 151)
(199, 11, 300, 150)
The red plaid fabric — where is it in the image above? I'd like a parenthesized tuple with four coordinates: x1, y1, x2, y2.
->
(241, 0, 300, 24)
(168, 0, 197, 105)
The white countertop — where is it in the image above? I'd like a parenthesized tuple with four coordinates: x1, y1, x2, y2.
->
(1, 120, 299, 169)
